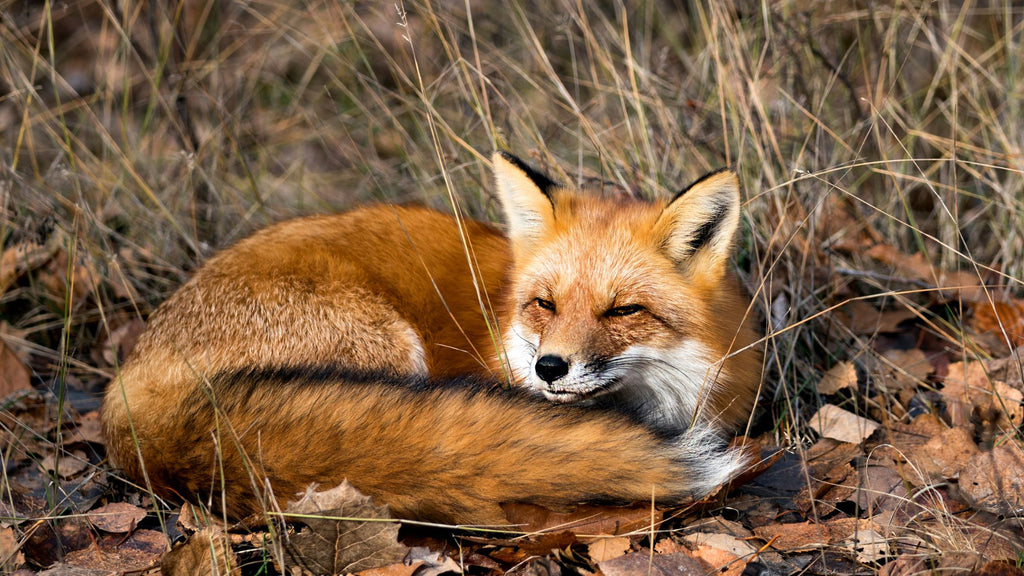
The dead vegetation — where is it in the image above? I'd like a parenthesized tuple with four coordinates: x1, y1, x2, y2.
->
(1, 0, 1023, 574)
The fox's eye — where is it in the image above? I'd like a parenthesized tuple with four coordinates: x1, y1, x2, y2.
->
(605, 304, 644, 317)
(534, 298, 556, 312)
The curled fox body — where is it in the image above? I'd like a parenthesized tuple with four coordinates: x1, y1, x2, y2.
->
(102, 152, 762, 525)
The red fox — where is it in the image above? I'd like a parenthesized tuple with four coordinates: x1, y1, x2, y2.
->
(101, 152, 762, 525)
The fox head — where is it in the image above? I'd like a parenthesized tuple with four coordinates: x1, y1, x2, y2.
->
(492, 151, 758, 431)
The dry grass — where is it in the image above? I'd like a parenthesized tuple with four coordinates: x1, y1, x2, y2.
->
(1, 0, 1023, 570)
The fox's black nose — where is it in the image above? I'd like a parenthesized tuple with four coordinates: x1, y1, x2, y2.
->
(535, 354, 569, 383)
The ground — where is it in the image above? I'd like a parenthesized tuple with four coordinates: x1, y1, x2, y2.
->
(1, 1, 1023, 574)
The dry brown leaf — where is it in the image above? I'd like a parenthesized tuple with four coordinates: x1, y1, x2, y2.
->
(844, 529, 889, 564)
(974, 561, 1024, 576)
(0, 340, 31, 398)
(470, 530, 577, 562)
(879, 552, 982, 576)
(918, 426, 980, 480)
(855, 465, 907, 513)
(283, 481, 407, 574)
(681, 532, 757, 571)
(906, 412, 947, 437)
(586, 536, 631, 562)
(0, 241, 57, 295)
(161, 528, 237, 576)
(356, 545, 460, 573)
(971, 299, 1024, 351)
(599, 551, 707, 576)
(40, 450, 89, 479)
(62, 529, 166, 574)
(958, 441, 1024, 516)
(653, 538, 686, 554)
(87, 503, 147, 533)
(835, 300, 915, 335)
(792, 439, 863, 515)
(944, 361, 1024, 430)
(356, 548, 460, 576)
(354, 562, 421, 576)
(865, 244, 936, 282)
(0, 526, 25, 570)
(808, 404, 879, 444)
(878, 348, 932, 391)
(794, 461, 856, 516)
(687, 543, 744, 576)
(753, 522, 830, 552)
(63, 411, 105, 445)
(862, 244, 989, 301)
(817, 362, 858, 395)
(501, 502, 661, 537)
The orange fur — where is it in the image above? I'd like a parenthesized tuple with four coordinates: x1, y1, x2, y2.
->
(101, 153, 761, 525)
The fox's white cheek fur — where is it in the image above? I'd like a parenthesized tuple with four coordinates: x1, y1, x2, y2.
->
(503, 322, 538, 385)
(614, 342, 720, 430)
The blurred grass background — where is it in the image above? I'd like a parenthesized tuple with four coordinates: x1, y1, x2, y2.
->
(1, 0, 1022, 437)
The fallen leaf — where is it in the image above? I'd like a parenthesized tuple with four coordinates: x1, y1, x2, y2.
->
(835, 300, 914, 335)
(354, 562, 420, 576)
(808, 404, 879, 444)
(282, 481, 407, 574)
(943, 361, 1024, 430)
(958, 441, 1024, 516)
(971, 299, 1024, 351)
(0, 241, 57, 295)
(817, 362, 858, 395)
(856, 465, 907, 513)
(586, 536, 631, 562)
(501, 502, 662, 537)
(681, 532, 757, 559)
(753, 522, 830, 552)
(471, 530, 577, 564)
(87, 503, 147, 533)
(878, 348, 932, 391)
(682, 532, 755, 576)
(879, 552, 982, 576)
(599, 551, 707, 576)
(63, 411, 105, 445)
(0, 526, 24, 570)
(687, 543, 744, 576)
(0, 340, 32, 397)
(36, 564, 118, 575)
(687, 516, 754, 539)
(974, 561, 1024, 576)
(864, 244, 936, 283)
(40, 450, 89, 479)
(355, 548, 461, 576)
(161, 528, 237, 576)
(61, 529, 165, 574)
(844, 529, 889, 564)
(917, 426, 979, 480)
(793, 439, 860, 515)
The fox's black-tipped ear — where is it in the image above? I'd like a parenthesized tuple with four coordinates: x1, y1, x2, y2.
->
(493, 151, 558, 248)
(655, 169, 741, 270)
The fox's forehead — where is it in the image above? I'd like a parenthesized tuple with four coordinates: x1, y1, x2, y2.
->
(518, 193, 681, 300)
(550, 191, 669, 250)
(552, 190, 666, 227)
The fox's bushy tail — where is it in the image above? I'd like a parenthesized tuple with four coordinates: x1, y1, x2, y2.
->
(104, 365, 747, 526)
